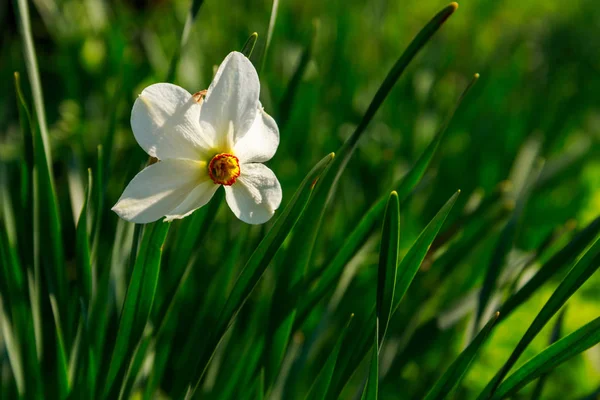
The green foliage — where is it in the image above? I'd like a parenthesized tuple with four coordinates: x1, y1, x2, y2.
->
(1, 0, 599, 399)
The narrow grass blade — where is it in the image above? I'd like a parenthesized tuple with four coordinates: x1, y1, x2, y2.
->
(166, 0, 205, 82)
(118, 326, 153, 400)
(328, 191, 460, 399)
(49, 295, 69, 398)
(492, 316, 600, 399)
(377, 192, 400, 346)
(0, 294, 24, 395)
(424, 312, 500, 400)
(187, 153, 335, 395)
(498, 216, 600, 322)
(260, 0, 280, 73)
(361, 333, 379, 400)
(76, 169, 93, 308)
(395, 73, 479, 201)
(475, 143, 542, 332)
(102, 221, 170, 398)
(13, 72, 34, 270)
(269, 4, 460, 387)
(284, 3, 459, 283)
(278, 21, 317, 128)
(0, 217, 42, 398)
(295, 197, 386, 329)
(91, 145, 105, 262)
(68, 302, 96, 399)
(474, 217, 517, 332)
(305, 314, 354, 400)
(478, 236, 600, 399)
(392, 190, 460, 315)
(13, 0, 52, 165)
(241, 32, 259, 58)
(530, 308, 566, 400)
(14, 71, 66, 311)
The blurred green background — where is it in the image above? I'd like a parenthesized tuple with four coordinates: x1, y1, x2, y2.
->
(1, 0, 599, 398)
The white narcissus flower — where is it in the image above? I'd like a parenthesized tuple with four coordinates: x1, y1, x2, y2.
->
(112, 51, 282, 225)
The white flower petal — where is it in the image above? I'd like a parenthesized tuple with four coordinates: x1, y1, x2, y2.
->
(224, 163, 282, 224)
(233, 107, 279, 163)
(199, 52, 260, 150)
(112, 159, 207, 223)
(164, 181, 219, 221)
(131, 83, 212, 160)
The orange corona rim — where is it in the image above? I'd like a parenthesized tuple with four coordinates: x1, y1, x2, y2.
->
(208, 153, 241, 186)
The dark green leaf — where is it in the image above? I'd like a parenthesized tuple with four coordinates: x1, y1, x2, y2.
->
(377, 192, 400, 346)
(392, 190, 460, 315)
(530, 308, 566, 400)
(361, 332, 379, 400)
(241, 32, 259, 58)
(76, 169, 93, 308)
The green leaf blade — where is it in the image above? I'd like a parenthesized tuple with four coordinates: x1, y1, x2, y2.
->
(188, 153, 335, 393)
(102, 221, 170, 398)
(392, 190, 460, 315)
(493, 316, 600, 399)
(377, 192, 400, 346)
(478, 235, 600, 399)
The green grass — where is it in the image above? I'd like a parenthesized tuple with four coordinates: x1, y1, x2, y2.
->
(1, 0, 599, 399)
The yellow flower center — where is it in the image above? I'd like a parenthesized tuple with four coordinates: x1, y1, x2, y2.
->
(208, 153, 241, 186)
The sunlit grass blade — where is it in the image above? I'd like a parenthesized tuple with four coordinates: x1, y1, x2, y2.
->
(0, 294, 24, 396)
(102, 221, 170, 398)
(13, 0, 52, 166)
(492, 316, 600, 399)
(392, 190, 460, 315)
(498, 215, 600, 322)
(166, 0, 205, 82)
(49, 295, 69, 397)
(530, 308, 566, 400)
(260, 0, 280, 73)
(305, 314, 354, 400)
(361, 333, 379, 400)
(377, 192, 399, 346)
(424, 312, 499, 400)
(241, 32, 259, 58)
(118, 326, 153, 400)
(187, 152, 335, 396)
(76, 169, 93, 308)
(478, 235, 600, 399)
